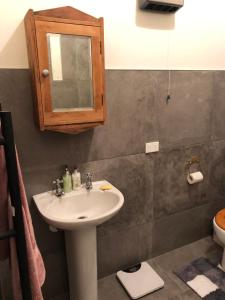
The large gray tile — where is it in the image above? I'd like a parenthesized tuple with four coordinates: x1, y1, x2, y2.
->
(0, 69, 80, 169)
(152, 200, 224, 257)
(153, 143, 211, 220)
(156, 71, 213, 149)
(78, 70, 159, 161)
(79, 153, 154, 235)
(212, 71, 225, 140)
(97, 222, 152, 278)
(0, 70, 105, 170)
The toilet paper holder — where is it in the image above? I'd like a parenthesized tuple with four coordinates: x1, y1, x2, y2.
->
(185, 156, 201, 175)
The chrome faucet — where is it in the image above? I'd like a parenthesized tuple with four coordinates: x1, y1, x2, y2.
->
(85, 173, 93, 191)
(52, 178, 64, 197)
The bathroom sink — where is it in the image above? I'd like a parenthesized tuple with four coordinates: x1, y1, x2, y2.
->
(33, 180, 124, 300)
(33, 180, 124, 230)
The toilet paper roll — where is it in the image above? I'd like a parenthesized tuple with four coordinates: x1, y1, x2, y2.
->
(187, 171, 203, 185)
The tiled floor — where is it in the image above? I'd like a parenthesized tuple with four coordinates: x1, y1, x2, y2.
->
(98, 236, 223, 300)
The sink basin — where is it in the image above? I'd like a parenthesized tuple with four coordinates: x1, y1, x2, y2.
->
(33, 180, 124, 300)
(33, 180, 124, 230)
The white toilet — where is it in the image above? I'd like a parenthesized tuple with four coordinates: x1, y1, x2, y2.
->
(213, 209, 225, 270)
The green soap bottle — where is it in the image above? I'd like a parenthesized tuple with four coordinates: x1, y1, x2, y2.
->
(62, 166, 72, 193)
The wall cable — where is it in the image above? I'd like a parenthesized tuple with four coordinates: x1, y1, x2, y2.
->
(166, 30, 171, 104)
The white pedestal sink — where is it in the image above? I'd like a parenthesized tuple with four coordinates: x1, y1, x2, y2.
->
(33, 180, 124, 300)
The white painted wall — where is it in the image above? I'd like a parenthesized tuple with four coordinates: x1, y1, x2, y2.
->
(1, 0, 225, 69)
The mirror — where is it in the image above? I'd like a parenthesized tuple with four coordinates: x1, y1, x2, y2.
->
(47, 33, 94, 112)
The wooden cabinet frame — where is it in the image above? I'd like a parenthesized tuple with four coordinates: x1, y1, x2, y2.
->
(24, 7, 106, 134)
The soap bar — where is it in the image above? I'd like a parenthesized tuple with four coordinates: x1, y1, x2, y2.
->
(99, 185, 112, 191)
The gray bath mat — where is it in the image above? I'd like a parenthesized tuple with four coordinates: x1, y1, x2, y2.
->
(174, 257, 225, 299)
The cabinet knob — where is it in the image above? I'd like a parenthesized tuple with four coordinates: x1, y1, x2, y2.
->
(42, 69, 49, 77)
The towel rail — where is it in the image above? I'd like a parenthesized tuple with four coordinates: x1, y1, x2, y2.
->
(0, 137, 5, 145)
(0, 109, 32, 300)
(0, 229, 16, 240)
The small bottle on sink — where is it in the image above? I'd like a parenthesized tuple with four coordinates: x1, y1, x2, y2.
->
(72, 166, 81, 190)
(62, 166, 72, 193)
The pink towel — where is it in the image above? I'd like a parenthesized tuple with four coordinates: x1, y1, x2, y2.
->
(0, 145, 46, 299)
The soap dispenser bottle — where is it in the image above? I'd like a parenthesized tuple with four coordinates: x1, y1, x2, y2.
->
(72, 166, 81, 190)
(62, 166, 72, 193)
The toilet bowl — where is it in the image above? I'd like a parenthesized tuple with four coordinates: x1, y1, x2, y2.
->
(213, 209, 225, 270)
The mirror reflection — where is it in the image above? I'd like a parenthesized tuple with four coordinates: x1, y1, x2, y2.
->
(47, 33, 94, 111)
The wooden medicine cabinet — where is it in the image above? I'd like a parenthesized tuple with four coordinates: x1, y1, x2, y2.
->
(24, 7, 106, 134)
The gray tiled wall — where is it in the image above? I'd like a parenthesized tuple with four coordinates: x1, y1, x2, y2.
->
(0, 69, 225, 299)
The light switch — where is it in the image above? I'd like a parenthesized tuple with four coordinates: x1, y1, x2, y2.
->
(145, 141, 159, 153)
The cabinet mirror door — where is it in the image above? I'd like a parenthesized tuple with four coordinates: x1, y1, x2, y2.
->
(35, 20, 104, 126)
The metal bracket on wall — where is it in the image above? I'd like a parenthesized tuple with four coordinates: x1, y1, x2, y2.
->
(185, 156, 201, 175)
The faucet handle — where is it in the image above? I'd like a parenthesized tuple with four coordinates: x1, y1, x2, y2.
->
(84, 172, 93, 191)
(85, 172, 92, 178)
(52, 178, 64, 197)
(52, 178, 63, 186)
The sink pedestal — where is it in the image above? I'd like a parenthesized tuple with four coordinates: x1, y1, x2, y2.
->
(65, 227, 97, 300)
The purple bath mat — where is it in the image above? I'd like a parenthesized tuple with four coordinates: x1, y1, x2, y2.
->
(174, 257, 225, 299)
